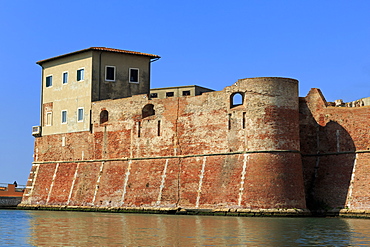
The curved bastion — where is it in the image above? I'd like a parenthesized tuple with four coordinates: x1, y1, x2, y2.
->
(21, 77, 306, 212)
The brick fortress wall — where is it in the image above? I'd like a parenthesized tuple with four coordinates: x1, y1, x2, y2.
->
(22, 77, 307, 210)
(300, 88, 370, 210)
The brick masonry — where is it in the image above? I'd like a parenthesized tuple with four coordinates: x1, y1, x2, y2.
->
(21, 77, 370, 213)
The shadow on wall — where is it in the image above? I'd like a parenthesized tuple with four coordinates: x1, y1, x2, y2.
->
(300, 104, 355, 211)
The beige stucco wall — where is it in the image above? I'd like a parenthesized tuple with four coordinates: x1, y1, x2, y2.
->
(41, 51, 93, 135)
(91, 51, 151, 101)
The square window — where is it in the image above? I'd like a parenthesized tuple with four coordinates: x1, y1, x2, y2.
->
(46, 76, 52, 87)
(77, 69, 84, 81)
(106, 66, 115, 81)
(166, 92, 174, 97)
(150, 93, 158, 98)
(182, 90, 191, 96)
(61, 110, 67, 124)
(129, 68, 139, 83)
(77, 108, 84, 122)
(63, 72, 68, 84)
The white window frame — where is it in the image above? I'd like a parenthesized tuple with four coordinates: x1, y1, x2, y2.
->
(61, 110, 67, 124)
(129, 68, 139, 83)
(77, 68, 85, 81)
(46, 75, 53, 87)
(105, 66, 116, 82)
(77, 107, 84, 122)
(62, 71, 68, 84)
(46, 112, 52, 126)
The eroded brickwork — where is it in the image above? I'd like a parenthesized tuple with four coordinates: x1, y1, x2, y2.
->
(22, 77, 370, 212)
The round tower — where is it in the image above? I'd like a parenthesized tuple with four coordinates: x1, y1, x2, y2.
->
(229, 77, 306, 209)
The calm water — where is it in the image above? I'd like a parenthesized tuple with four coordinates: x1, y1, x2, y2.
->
(1, 210, 370, 246)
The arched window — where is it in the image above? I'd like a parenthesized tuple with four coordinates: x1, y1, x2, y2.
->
(142, 104, 155, 118)
(230, 92, 244, 108)
(100, 110, 108, 124)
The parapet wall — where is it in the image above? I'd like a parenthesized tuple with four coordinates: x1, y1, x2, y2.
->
(22, 77, 306, 210)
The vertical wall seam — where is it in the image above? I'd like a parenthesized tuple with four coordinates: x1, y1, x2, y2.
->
(92, 161, 104, 205)
(67, 163, 79, 205)
(121, 160, 132, 206)
(238, 154, 248, 206)
(196, 156, 207, 208)
(24, 164, 40, 199)
(156, 159, 169, 206)
(46, 163, 59, 204)
(345, 153, 358, 209)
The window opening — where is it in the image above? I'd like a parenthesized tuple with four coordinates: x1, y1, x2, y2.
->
(129, 68, 139, 83)
(182, 90, 191, 96)
(142, 104, 155, 118)
(105, 66, 115, 81)
(228, 114, 231, 130)
(150, 93, 158, 98)
(77, 69, 84, 81)
(78, 108, 84, 122)
(138, 122, 141, 137)
(230, 92, 244, 108)
(100, 110, 108, 124)
(46, 76, 52, 87)
(157, 120, 161, 136)
(61, 110, 67, 124)
(166, 92, 174, 97)
(63, 72, 68, 84)
(242, 112, 246, 129)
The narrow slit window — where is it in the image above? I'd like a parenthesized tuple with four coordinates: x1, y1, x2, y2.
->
(242, 112, 246, 129)
(138, 122, 141, 137)
(129, 68, 139, 83)
(228, 114, 231, 130)
(157, 120, 161, 136)
(105, 66, 115, 81)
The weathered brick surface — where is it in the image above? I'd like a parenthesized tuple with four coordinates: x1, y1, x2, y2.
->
(301, 88, 370, 210)
(29, 77, 370, 211)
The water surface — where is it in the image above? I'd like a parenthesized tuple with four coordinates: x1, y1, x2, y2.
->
(1, 210, 370, 246)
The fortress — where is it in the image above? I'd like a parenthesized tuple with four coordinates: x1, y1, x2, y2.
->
(20, 47, 370, 216)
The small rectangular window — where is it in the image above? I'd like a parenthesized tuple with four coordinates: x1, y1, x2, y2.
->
(150, 93, 158, 98)
(63, 72, 68, 84)
(105, 66, 115, 81)
(182, 90, 191, 96)
(77, 69, 84, 81)
(77, 108, 84, 122)
(46, 76, 52, 87)
(129, 68, 139, 83)
(166, 92, 174, 97)
(61, 110, 67, 124)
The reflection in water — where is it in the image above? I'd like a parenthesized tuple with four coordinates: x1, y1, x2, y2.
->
(1, 210, 370, 246)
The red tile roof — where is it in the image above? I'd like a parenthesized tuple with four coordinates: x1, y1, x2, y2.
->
(37, 47, 160, 65)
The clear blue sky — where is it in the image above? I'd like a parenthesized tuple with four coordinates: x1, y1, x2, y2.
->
(0, 0, 369, 184)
